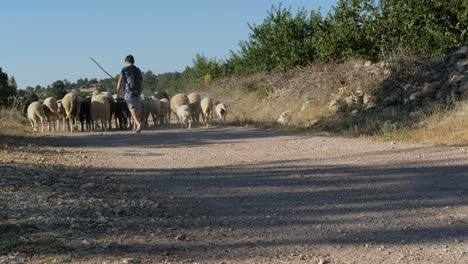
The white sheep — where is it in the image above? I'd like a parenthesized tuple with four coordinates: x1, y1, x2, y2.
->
(176, 105, 192, 129)
(187, 92, 202, 124)
(27, 101, 47, 133)
(148, 97, 161, 126)
(56, 100, 67, 131)
(170, 93, 189, 125)
(100, 91, 115, 129)
(61, 92, 82, 132)
(91, 94, 111, 131)
(216, 103, 227, 125)
(159, 98, 171, 126)
(200, 97, 214, 127)
(42, 97, 59, 131)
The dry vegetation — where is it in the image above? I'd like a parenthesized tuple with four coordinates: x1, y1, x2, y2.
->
(205, 59, 385, 128)
(202, 47, 468, 145)
(0, 108, 29, 143)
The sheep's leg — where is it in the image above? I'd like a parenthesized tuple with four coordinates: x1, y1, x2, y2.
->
(40, 117, 44, 133)
(29, 119, 35, 132)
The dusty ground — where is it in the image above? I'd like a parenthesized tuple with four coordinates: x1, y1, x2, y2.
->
(1, 125, 467, 264)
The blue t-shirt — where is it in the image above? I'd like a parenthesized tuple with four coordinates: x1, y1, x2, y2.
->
(121, 65, 143, 97)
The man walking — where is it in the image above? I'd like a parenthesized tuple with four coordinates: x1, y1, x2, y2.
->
(117, 55, 143, 133)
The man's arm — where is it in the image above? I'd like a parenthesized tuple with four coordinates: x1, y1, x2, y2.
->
(116, 74, 123, 98)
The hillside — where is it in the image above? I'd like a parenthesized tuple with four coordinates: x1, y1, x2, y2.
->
(204, 47, 468, 144)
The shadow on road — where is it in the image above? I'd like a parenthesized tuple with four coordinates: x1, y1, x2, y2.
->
(1, 155, 467, 260)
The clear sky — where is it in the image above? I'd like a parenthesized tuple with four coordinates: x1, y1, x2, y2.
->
(1, 0, 337, 88)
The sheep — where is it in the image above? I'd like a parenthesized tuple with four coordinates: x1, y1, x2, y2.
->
(56, 100, 67, 131)
(176, 105, 192, 129)
(114, 97, 130, 130)
(148, 97, 161, 126)
(61, 92, 82, 132)
(216, 103, 227, 125)
(159, 98, 171, 126)
(187, 92, 202, 124)
(91, 94, 111, 131)
(100, 92, 115, 129)
(170, 93, 190, 124)
(200, 97, 214, 127)
(27, 101, 46, 133)
(42, 97, 59, 131)
(140, 96, 151, 128)
(79, 96, 92, 131)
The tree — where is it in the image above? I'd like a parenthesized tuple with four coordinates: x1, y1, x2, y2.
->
(0, 68, 17, 106)
(49, 80, 68, 99)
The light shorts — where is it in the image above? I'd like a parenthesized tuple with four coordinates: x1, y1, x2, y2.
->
(125, 95, 141, 111)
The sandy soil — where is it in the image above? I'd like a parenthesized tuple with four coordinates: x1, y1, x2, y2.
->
(1, 126, 467, 263)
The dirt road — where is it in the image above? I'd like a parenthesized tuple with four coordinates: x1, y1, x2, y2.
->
(1, 126, 468, 263)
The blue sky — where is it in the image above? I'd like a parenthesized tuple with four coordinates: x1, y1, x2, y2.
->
(1, 0, 337, 88)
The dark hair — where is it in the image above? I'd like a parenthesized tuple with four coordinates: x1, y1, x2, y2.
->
(125, 55, 135, 64)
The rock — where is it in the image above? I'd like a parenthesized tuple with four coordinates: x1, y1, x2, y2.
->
(300, 100, 312, 112)
(277, 111, 290, 126)
(81, 239, 91, 245)
(318, 258, 329, 264)
(175, 234, 187, 241)
(80, 183, 96, 189)
(455, 46, 468, 56)
(456, 58, 468, 69)
(328, 99, 347, 114)
(121, 258, 135, 264)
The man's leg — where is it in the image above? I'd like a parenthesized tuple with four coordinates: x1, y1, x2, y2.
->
(126, 96, 141, 131)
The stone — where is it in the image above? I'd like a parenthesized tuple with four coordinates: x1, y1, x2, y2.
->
(318, 258, 328, 264)
(277, 111, 291, 126)
(175, 234, 187, 241)
(328, 99, 347, 114)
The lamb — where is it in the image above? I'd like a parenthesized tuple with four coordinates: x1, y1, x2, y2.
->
(176, 105, 192, 129)
(79, 96, 92, 131)
(61, 92, 82, 132)
(170, 93, 190, 124)
(91, 94, 111, 131)
(215, 103, 227, 125)
(159, 98, 171, 126)
(187, 92, 202, 124)
(27, 101, 47, 132)
(42, 97, 59, 131)
(148, 97, 161, 126)
(200, 97, 214, 127)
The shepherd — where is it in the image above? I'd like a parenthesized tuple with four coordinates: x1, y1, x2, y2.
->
(116, 55, 143, 133)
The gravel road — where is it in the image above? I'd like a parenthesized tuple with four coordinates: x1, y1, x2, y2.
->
(1, 126, 467, 263)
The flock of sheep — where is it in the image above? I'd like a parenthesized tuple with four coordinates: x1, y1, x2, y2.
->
(26, 91, 228, 133)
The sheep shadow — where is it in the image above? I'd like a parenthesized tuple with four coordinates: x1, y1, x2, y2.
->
(41, 126, 291, 148)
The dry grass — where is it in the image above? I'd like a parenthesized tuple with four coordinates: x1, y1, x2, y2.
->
(204, 60, 385, 128)
(0, 108, 29, 141)
(382, 103, 468, 145)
